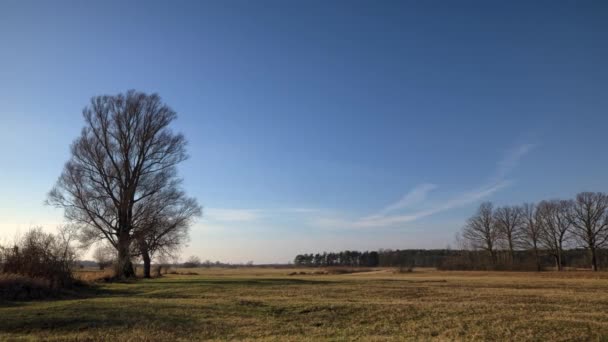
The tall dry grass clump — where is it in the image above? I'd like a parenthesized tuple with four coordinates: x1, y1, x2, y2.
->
(0, 274, 57, 300)
(0, 227, 77, 300)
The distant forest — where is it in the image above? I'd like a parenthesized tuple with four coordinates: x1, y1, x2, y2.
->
(293, 249, 608, 271)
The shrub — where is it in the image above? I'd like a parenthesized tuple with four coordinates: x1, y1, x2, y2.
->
(0, 228, 76, 289)
(182, 256, 201, 268)
(325, 268, 370, 275)
(396, 266, 414, 273)
(152, 264, 172, 277)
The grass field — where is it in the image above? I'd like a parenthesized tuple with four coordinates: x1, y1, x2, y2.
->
(2, 267, 608, 341)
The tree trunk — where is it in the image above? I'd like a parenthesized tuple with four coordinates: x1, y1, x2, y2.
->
(115, 235, 135, 279)
(556, 241, 563, 271)
(555, 253, 563, 271)
(137, 240, 152, 278)
(534, 247, 541, 272)
(590, 247, 598, 272)
(508, 240, 514, 266)
(489, 249, 496, 267)
(142, 251, 151, 278)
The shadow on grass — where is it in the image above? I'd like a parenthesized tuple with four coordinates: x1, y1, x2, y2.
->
(0, 300, 216, 335)
(0, 277, 342, 336)
(0, 283, 144, 309)
(149, 278, 336, 287)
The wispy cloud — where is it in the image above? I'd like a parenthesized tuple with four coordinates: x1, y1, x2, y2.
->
(203, 207, 319, 223)
(494, 143, 536, 181)
(374, 183, 437, 216)
(354, 182, 509, 228)
(204, 208, 262, 222)
(202, 144, 535, 230)
(278, 208, 320, 214)
(315, 143, 534, 229)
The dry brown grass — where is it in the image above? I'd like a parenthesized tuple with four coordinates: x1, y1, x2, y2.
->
(0, 274, 58, 301)
(73, 268, 115, 282)
(2, 267, 608, 340)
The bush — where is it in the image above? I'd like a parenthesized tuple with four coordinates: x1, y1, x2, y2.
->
(182, 256, 201, 268)
(396, 266, 414, 273)
(0, 228, 76, 289)
(152, 264, 172, 277)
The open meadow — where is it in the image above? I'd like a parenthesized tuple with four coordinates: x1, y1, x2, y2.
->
(2, 267, 608, 341)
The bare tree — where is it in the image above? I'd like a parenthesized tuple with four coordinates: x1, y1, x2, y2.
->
(47, 90, 198, 279)
(569, 192, 608, 271)
(521, 203, 542, 271)
(537, 200, 573, 271)
(93, 243, 116, 270)
(494, 205, 524, 264)
(134, 194, 201, 278)
(462, 202, 499, 266)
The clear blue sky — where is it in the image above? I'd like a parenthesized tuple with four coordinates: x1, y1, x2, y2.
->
(1, 1, 607, 263)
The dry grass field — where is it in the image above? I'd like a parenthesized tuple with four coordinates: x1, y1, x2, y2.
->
(2, 267, 608, 341)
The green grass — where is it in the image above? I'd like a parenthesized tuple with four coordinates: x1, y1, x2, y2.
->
(2, 268, 608, 341)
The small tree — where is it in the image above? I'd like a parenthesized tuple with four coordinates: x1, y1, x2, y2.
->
(134, 194, 201, 278)
(494, 205, 524, 264)
(93, 243, 116, 270)
(569, 192, 608, 271)
(538, 200, 573, 271)
(521, 203, 543, 271)
(462, 202, 499, 266)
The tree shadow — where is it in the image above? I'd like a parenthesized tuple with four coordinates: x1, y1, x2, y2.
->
(0, 301, 212, 335)
(0, 283, 144, 309)
(148, 278, 336, 287)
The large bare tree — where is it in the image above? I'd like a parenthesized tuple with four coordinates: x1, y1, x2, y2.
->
(462, 202, 499, 266)
(494, 205, 523, 264)
(521, 203, 542, 271)
(47, 90, 199, 278)
(569, 192, 608, 271)
(537, 200, 573, 271)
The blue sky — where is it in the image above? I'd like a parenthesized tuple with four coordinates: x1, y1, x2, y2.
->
(1, 1, 607, 263)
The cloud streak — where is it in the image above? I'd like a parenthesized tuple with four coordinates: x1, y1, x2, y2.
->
(202, 144, 535, 230)
(374, 183, 437, 216)
(204, 207, 320, 223)
(315, 143, 534, 229)
(204, 208, 262, 222)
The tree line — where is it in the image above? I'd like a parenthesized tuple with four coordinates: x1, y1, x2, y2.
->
(294, 248, 608, 271)
(459, 192, 608, 271)
(294, 251, 380, 267)
(294, 249, 469, 268)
